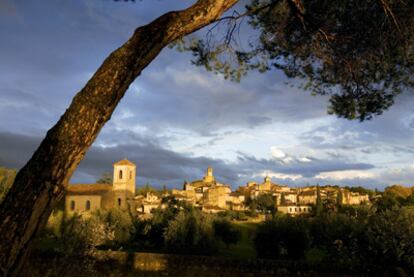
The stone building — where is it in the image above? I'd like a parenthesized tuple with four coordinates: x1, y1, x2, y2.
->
(65, 159, 136, 213)
(339, 189, 370, 205)
(171, 167, 246, 212)
(278, 204, 312, 216)
(135, 192, 165, 214)
(202, 185, 232, 209)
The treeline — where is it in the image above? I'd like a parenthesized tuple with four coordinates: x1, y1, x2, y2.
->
(32, 188, 414, 275)
(39, 200, 241, 258)
(254, 206, 414, 273)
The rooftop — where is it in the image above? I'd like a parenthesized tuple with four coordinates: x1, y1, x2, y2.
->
(66, 184, 112, 196)
(114, 158, 135, 166)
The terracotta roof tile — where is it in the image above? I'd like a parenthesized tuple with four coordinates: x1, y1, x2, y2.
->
(66, 184, 112, 195)
(113, 159, 135, 166)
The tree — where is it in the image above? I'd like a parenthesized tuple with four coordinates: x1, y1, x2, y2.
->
(164, 209, 217, 255)
(1, 0, 414, 274)
(367, 206, 414, 271)
(255, 193, 275, 213)
(213, 219, 241, 248)
(336, 190, 343, 208)
(315, 186, 323, 217)
(0, 1, 238, 275)
(254, 217, 309, 260)
(136, 183, 157, 196)
(187, 0, 414, 121)
(96, 172, 113, 184)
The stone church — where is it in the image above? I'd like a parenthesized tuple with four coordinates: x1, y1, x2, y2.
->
(65, 159, 136, 213)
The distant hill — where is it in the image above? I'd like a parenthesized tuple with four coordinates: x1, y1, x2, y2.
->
(0, 167, 17, 203)
(384, 185, 414, 198)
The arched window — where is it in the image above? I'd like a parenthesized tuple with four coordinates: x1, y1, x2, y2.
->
(70, 200, 75, 211)
(119, 170, 123, 179)
(86, 200, 91, 211)
(118, 198, 122, 207)
(129, 171, 132, 180)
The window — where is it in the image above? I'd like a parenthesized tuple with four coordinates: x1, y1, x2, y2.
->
(86, 200, 91, 211)
(129, 171, 132, 180)
(299, 207, 302, 212)
(118, 198, 122, 207)
(119, 170, 123, 179)
(70, 200, 75, 211)
(295, 207, 297, 212)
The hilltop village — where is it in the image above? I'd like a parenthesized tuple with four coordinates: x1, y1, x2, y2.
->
(66, 159, 370, 216)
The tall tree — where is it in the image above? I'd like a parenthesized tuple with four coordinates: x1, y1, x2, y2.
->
(0, 1, 238, 275)
(315, 186, 323, 216)
(1, 0, 414, 275)
(187, 0, 414, 120)
(336, 189, 343, 207)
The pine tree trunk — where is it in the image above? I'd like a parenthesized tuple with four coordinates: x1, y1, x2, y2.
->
(0, 1, 238, 275)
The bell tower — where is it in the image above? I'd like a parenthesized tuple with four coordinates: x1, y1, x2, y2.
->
(203, 167, 215, 183)
(113, 158, 136, 209)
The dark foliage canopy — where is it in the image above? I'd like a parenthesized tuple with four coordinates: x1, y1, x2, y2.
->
(181, 0, 414, 121)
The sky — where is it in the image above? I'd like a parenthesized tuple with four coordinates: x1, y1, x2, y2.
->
(1, 0, 414, 190)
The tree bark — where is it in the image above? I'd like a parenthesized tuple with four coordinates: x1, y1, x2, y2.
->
(0, 0, 238, 275)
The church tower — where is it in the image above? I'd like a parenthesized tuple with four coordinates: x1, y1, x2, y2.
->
(203, 167, 215, 183)
(113, 159, 136, 209)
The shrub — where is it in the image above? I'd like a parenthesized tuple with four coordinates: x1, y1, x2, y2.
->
(308, 214, 368, 270)
(304, 247, 329, 266)
(132, 204, 180, 249)
(164, 209, 218, 255)
(254, 216, 309, 259)
(92, 208, 134, 246)
(367, 206, 414, 271)
(213, 219, 241, 248)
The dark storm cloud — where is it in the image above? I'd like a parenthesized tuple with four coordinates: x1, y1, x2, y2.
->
(0, 131, 239, 187)
(1, 0, 414, 189)
(76, 141, 240, 187)
(0, 132, 40, 169)
(0, 0, 329, 138)
(0, 131, 375, 188)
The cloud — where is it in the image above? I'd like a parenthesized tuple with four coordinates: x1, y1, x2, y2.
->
(315, 170, 376, 180)
(0, 132, 40, 169)
(254, 171, 303, 181)
(1, 0, 414, 191)
(0, 0, 17, 16)
(379, 165, 414, 185)
(270, 147, 286, 159)
(0, 131, 239, 187)
(235, 150, 374, 180)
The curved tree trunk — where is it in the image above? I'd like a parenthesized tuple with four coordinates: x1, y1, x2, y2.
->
(0, 1, 238, 275)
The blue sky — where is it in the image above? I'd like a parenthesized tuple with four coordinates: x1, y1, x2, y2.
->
(1, 0, 414, 190)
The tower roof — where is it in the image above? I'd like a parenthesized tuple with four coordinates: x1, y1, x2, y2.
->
(114, 158, 135, 166)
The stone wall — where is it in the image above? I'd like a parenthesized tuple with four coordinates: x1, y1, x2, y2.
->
(65, 195, 102, 213)
(23, 250, 398, 277)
